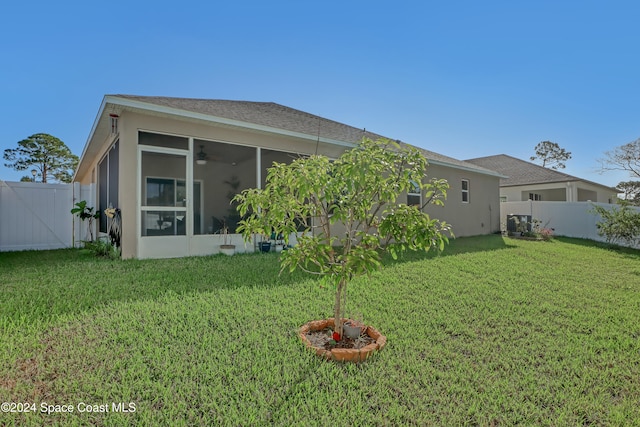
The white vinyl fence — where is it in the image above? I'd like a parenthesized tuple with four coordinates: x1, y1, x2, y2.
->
(0, 181, 94, 252)
(501, 201, 640, 248)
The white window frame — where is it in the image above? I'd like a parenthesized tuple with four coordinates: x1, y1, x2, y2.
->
(141, 178, 203, 235)
(407, 180, 422, 207)
(461, 179, 470, 203)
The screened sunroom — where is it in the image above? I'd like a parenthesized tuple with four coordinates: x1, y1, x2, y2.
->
(137, 131, 301, 258)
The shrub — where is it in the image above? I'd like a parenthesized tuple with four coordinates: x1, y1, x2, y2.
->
(591, 203, 640, 247)
(84, 238, 120, 259)
(539, 228, 554, 241)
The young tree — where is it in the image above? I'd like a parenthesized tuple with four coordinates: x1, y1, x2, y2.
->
(234, 138, 453, 336)
(600, 138, 640, 179)
(3, 133, 79, 183)
(530, 141, 572, 169)
(616, 181, 640, 206)
(71, 200, 100, 241)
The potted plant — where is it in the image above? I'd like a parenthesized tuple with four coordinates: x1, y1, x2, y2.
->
(271, 230, 285, 252)
(259, 235, 272, 253)
(235, 138, 453, 362)
(219, 219, 236, 256)
(343, 314, 365, 339)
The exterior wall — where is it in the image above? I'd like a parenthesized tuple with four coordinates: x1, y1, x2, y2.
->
(119, 113, 136, 258)
(424, 164, 501, 236)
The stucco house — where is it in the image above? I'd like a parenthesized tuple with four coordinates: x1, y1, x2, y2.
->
(73, 95, 503, 259)
(466, 154, 618, 204)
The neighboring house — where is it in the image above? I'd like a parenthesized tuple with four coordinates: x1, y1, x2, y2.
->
(466, 154, 618, 204)
(74, 95, 504, 259)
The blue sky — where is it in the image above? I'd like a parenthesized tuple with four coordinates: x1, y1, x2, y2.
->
(1, 1, 638, 187)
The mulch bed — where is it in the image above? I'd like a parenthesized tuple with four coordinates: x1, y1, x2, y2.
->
(305, 328, 376, 350)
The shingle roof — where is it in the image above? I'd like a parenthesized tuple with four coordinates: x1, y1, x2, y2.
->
(465, 154, 617, 190)
(109, 95, 502, 177)
(114, 95, 386, 144)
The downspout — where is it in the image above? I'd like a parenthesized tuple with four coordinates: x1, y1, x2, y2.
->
(72, 182, 76, 248)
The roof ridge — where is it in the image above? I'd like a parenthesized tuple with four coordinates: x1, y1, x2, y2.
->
(112, 94, 278, 105)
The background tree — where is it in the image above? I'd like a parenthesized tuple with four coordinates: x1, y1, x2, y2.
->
(530, 141, 572, 169)
(3, 133, 79, 183)
(600, 138, 640, 179)
(616, 180, 640, 206)
(235, 138, 452, 337)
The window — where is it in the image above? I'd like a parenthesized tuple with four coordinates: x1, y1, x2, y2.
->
(407, 180, 421, 207)
(98, 141, 119, 233)
(461, 179, 470, 203)
(529, 193, 542, 201)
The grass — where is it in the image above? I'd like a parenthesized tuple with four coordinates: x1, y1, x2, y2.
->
(1, 236, 639, 426)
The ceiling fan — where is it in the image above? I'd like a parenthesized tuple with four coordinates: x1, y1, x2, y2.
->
(195, 145, 208, 165)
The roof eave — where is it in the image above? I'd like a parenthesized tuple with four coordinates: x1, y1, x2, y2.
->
(105, 95, 357, 149)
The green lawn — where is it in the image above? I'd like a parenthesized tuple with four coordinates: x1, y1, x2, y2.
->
(1, 236, 639, 426)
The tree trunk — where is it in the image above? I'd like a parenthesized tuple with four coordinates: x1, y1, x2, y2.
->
(88, 218, 94, 241)
(333, 277, 346, 337)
